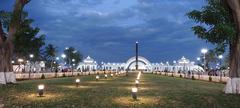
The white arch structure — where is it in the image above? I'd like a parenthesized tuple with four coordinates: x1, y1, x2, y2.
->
(125, 56, 152, 72)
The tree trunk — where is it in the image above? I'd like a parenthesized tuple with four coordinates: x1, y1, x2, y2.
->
(0, 0, 29, 84)
(225, 0, 240, 94)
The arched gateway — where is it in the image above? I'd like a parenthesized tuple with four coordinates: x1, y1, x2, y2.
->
(125, 56, 152, 71)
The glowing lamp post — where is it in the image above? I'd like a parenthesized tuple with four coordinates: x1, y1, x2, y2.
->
(218, 55, 223, 82)
(135, 80, 139, 87)
(38, 84, 45, 97)
(29, 54, 34, 58)
(132, 87, 138, 100)
(29, 54, 34, 79)
(61, 54, 66, 59)
(75, 78, 80, 87)
(96, 75, 99, 81)
(201, 48, 208, 72)
(111, 73, 113, 77)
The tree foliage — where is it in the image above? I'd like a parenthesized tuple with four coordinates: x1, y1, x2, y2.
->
(43, 44, 57, 70)
(187, 0, 235, 54)
(0, 11, 45, 60)
(63, 47, 82, 67)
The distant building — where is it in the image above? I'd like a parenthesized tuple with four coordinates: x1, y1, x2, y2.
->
(13, 61, 45, 73)
(77, 56, 204, 73)
(77, 56, 98, 72)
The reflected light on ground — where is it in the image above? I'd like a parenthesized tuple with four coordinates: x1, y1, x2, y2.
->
(62, 85, 96, 89)
(121, 86, 157, 91)
(113, 96, 162, 106)
(87, 81, 108, 84)
(25, 92, 62, 101)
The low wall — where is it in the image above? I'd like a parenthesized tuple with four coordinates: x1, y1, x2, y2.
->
(15, 71, 122, 80)
(153, 72, 229, 83)
(15, 71, 229, 83)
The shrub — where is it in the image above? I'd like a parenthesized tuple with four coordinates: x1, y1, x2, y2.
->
(77, 73, 80, 76)
(209, 76, 212, 82)
(192, 76, 195, 80)
(41, 74, 45, 79)
(63, 73, 66, 77)
(180, 74, 182, 78)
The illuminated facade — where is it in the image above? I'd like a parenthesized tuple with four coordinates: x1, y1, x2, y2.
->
(77, 56, 204, 73)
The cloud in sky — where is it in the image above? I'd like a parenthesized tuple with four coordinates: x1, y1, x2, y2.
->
(0, 0, 213, 63)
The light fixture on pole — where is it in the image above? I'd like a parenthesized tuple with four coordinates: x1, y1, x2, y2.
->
(132, 87, 138, 100)
(218, 55, 223, 82)
(38, 84, 45, 97)
(72, 59, 75, 62)
(111, 73, 113, 77)
(56, 57, 60, 60)
(197, 57, 200, 61)
(29, 54, 34, 79)
(61, 54, 66, 59)
(218, 55, 223, 68)
(29, 54, 34, 58)
(196, 57, 201, 79)
(201, 48, 208, 72)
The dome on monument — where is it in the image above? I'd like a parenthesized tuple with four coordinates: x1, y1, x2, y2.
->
(83, 56, 95, 63)
(177, 56, 190, 64)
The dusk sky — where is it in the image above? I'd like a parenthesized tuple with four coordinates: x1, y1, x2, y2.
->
(0, 0, 213, 63)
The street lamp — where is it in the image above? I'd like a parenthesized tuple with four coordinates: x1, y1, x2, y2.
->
(197, 57, 200, 61)
(72, 59, 75, 62)
(71, 59, 76, 75)
(29, 54, 34, 58)
(61, 54, 66, 58)
(38, 84, 45, 97)
(132, 87, 138, 100)
(218, 55, 223, 82)
(197, 57, 201, 79)
(201, 48, 208, 72)
(29, 54, 34, 79)
(56, 57, 60, 60)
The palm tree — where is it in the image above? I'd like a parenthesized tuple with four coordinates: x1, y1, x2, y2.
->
(43, 44, 57, 72)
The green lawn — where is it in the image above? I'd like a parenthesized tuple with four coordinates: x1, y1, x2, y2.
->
(0, 74, 240, 108)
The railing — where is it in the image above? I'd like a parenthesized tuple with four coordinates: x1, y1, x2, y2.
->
(153, 71, 229, 83)
(15, 71, 124, 80)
